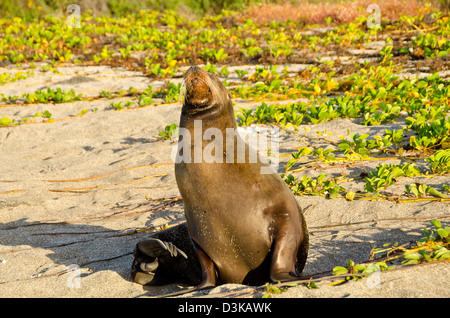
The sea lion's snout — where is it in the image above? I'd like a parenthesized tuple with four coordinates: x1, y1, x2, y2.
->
(188, 78, 209, 94)
(184, 66, 214, 108)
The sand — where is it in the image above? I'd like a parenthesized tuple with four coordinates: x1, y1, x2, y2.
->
(0, 62, 449, 299)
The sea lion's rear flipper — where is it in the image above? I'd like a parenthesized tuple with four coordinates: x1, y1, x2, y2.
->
(138, 238, 188, 259)
(131, 242, 159, 285)
(131, 238, 188, 286)
(131, 224, 202, 286)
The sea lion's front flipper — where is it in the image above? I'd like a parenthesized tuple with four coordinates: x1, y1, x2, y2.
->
(192, 240, 217, 289)
(269, 220, 307, 282)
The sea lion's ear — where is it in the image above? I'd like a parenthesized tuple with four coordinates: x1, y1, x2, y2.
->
(228, 92, 232, 99)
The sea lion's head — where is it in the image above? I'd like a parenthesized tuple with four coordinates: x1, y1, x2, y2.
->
(183, 66, 232, 116)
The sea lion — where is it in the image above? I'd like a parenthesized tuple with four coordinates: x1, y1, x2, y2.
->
(131, 66, 308, 287)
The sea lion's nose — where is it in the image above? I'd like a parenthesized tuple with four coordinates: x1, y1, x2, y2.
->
(186, 66, 204, 77)
(186, 78, 205, 93)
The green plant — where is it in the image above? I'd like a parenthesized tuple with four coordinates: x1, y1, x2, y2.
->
(23, 88, 82, 104)
(204, 62, 219, 74)
(235, 108, 256, 126)
(282, 173, 345, 199)
(285, 147, 313, 172)
(364, 163, 421, 194)
(338, 133, 371, 159)
(235, 69, 248, 80)
(148, 63, 163, 77)
(403, 220, 450, 265)
(236, 102, 308, 130)
(138, 85, 155, 107)
(0, 117, 12, 126)
(109, 100, 134, 110)
(425, 149, 450, 174)
(220, 66, 229, 78)
(160, 82, 182, 103)
(100, 90, 113, 99)
(262, 283, 287, 298)
(306, 103, 339, 124)
(408, 118, 450, 152)
(410, 32, 450, 59)
(0, 70, 31, 84)
(331, 259, 393, 285)
(405, 183, 447, 199)
(199, 47, 228, 62)
(158, 123, 178, 141)
(313, 147, 336, 163)
(331, 95, 364, 119)
(330, 220, 450, 287)
(241, 46, 262, 57)
(42, 110, 52, 118)
(213, 48, 228, 62)
(109, 101, 124, 110)
(383, 129, 404, 151)
(138, 94, 154, 107)
(379, 46, 393, 64)
(0, 94, 19, 103)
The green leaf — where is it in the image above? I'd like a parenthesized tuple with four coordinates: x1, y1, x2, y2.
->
(0, 117, 12, 126)
(328, 188, 339, 199)
(327, 279, 347, 286)
(403, 252, 422, 260)
(402, 259, 420, 265)
(306, 281, 319, 289)
(431, 219, 442, 229)
(353, 264, 367, 273)
(42, 110, 52, 118)
(427, 187, 447, 198)
(332, 266, 349, 275)
(417, 237, 428, 246)
(437, 228, 449, 238)
(366, 264, 381, 273)
(434, 248, 450, 260)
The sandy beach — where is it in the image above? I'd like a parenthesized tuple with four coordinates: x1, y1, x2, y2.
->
(0, 59, 448, 299)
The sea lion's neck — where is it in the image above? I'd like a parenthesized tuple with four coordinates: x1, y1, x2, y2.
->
(180, 102, 236, 133)
(178, 102, 240, 164)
